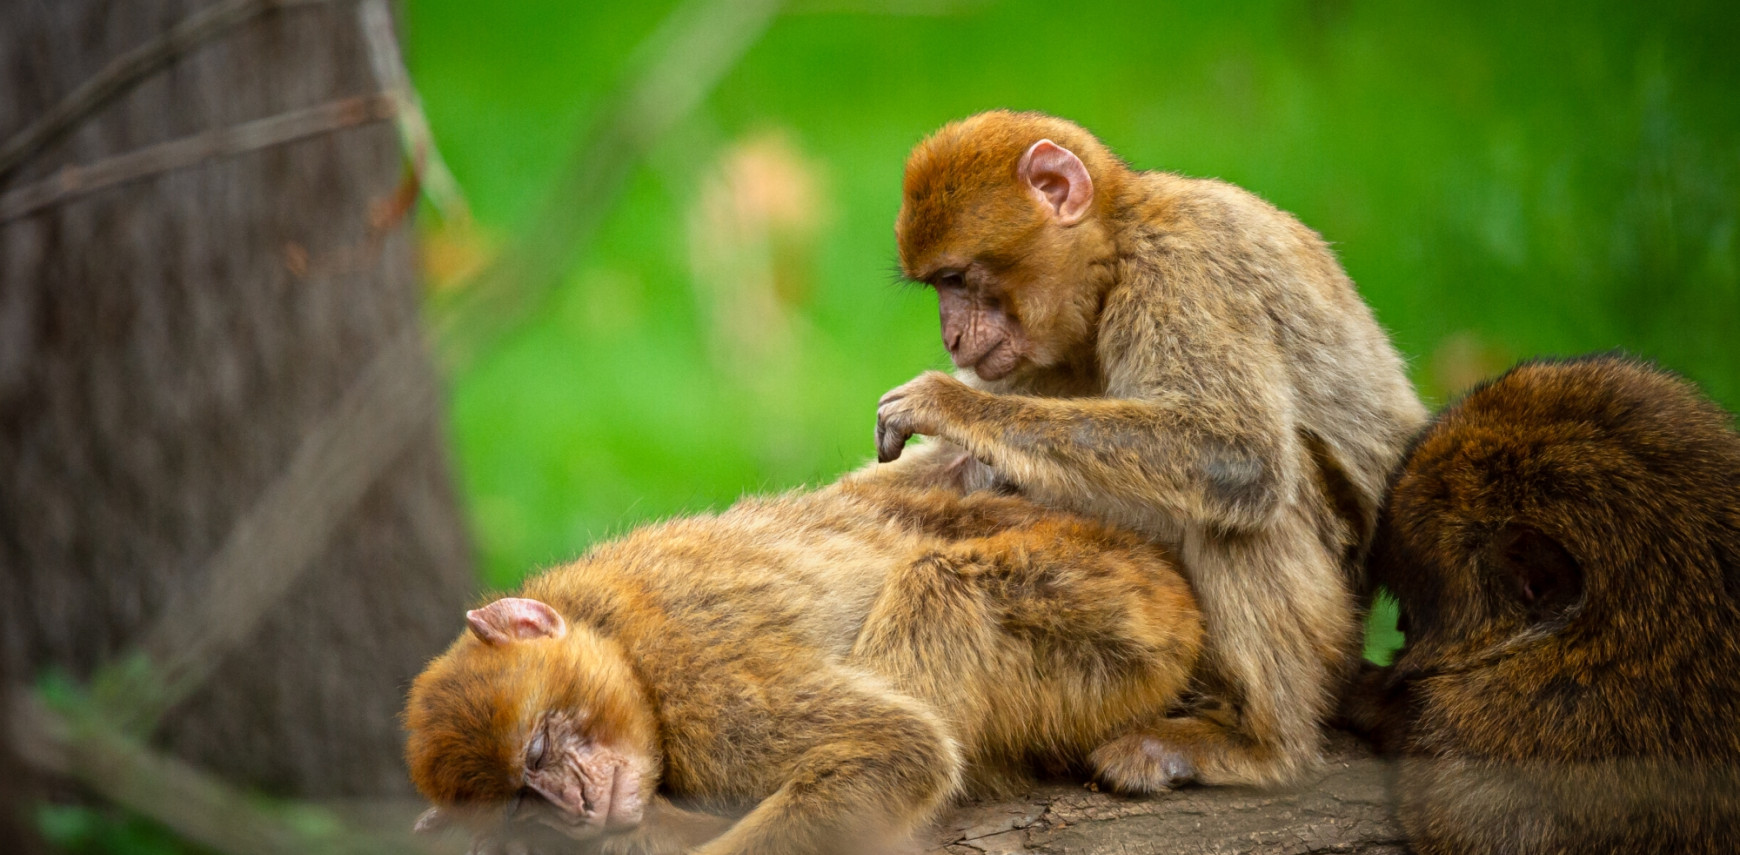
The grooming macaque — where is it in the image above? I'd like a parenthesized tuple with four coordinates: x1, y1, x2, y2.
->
(1348, 355, 1740, 854)
(872, 110, 1426, 784)
(405, 478, 1202, 854)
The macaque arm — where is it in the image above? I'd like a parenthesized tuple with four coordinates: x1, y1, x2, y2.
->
(881, 297, 1298, 533)
(439, 801, 729, 855)
(591, 797, 737, 855)
(691, 690, 960, 855)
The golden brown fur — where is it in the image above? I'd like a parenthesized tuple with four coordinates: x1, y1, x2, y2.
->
(871, 110, 1426, 785)
(405, 477, 1202, 854)
(1351, 354, 1740, 853)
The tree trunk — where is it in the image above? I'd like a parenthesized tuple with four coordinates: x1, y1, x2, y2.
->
(0, 0, 473, 798)
(0, 657, 41, 854)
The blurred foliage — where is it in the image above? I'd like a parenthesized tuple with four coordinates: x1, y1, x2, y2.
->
(33, 671, 206, 855)
(37, 804, 215, 855)
(402, 0, 1740, 672)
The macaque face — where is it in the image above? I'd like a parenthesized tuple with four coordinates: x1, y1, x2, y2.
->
(925, 264, 1032, 382)
(405, 597, 659, 841)
(513, 707, 650, 835)
(897, 126, 1102, 384)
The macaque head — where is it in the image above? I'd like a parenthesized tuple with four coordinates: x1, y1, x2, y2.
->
(896, 111, 1127, 383)
(404, 596, 660, 840)
(1370, 355, 1740, 671)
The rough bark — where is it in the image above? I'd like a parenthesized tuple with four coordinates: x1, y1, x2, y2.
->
(363, 733, 1406, 854)
(0, 0, 473, 798)
(928, 735, 1406, 855)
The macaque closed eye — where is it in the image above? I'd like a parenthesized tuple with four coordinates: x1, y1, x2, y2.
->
(526, 725, 548, 770)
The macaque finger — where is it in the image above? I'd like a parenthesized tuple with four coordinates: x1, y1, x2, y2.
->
(875, 375, 947, 463)
(414, 806, 450, 834)
(876, 386, 909, 409)
(467, 824, 533, 855)
(875, 414, 914, 463)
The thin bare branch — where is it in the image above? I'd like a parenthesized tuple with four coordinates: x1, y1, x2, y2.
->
(0, 93, 396, 222)
(358, 0, 470, 224)
(0, 0, 340, 183)
(432, 0, 787, 366)
(11, 693, 440, 855)
(95, 325, 438, 732)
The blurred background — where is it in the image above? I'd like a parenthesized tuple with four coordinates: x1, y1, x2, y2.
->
(406, 0, 1740, 586)
(2, 0, 1736, 851)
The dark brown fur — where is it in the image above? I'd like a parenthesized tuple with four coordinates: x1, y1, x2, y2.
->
(1354, 354, 1740, 854)
(871, 110, 1426, 785)
(405, 478, 1202, 854)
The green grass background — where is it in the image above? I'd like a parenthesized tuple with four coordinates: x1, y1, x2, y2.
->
(403, 0, 1739, 660)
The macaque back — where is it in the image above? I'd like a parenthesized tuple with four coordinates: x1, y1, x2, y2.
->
(405, 477, 1202, 854)
(1356, 355, 1740, 854)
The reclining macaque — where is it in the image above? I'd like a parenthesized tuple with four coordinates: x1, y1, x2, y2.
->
(1348, 355, 1740, 854)
(405, 477, 1202, 854)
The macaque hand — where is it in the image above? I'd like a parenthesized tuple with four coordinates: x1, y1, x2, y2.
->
(464, 824, 538, 855)
(876, 371, 960, 463)
(414, 805, 602, 855)
(413, 807, 538, 855)
(469, 818, 614, 855)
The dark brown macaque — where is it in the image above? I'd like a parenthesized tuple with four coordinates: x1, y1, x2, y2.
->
(1354, 354, 1740, 854)
(406, 478, 1202, 854)
(869, 110, 1427, 785)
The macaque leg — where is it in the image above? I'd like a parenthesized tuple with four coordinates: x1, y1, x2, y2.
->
(1095, 499, 1359, 788)
(1334, 661, 1412, 755)
(852, 518, 1201, 783)
(689, 689, 960, 855)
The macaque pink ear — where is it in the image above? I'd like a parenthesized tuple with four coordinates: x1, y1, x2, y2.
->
(413, 806, 450, 834)
(466, 597, 568, 645)
(1018, 139, 1094, 226)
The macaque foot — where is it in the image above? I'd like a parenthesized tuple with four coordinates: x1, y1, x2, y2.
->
(1089, 730, 1197, 793)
